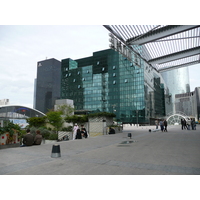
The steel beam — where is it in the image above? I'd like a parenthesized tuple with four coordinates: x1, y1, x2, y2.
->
(148, 46, 200, 65)
(127, 25, 200, 45)
(158, 61, 200, 72)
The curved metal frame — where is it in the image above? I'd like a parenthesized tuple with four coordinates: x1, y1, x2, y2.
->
(104, 25, 200, 72)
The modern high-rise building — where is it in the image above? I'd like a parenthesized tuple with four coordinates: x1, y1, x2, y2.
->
(61, 49, 169, 124)
(175, 87, 200, 120)
(161, 67, 190, 114)
(34, 58, 61, 114)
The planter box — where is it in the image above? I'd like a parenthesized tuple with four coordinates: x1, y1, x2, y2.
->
(0, 133, 19, 145)
(0, 143, 20, 149)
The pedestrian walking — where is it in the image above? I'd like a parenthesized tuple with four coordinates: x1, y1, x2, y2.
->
(183, 119, 187, 129)
(181, 119, 184, 130)
(155, 120, 158, 129)
(160, 120, 164, 132)
(72, 123, 79, 140)
(163, 119, 168, 132)
(191, 119, 195, 130)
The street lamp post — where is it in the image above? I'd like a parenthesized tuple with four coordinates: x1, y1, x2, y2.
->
(136, 110, 138, 127)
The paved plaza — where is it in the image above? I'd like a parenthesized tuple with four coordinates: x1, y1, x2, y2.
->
(0, 125, 200, 175)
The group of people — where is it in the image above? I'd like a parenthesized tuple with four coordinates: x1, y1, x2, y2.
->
(181, 118, 196, 130)
(155, 119, 168, 132)
(73, 124, 88, 140)
(20, 129, 43, 147)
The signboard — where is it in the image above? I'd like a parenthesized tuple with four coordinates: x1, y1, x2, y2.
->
(9, 119, 28, 129)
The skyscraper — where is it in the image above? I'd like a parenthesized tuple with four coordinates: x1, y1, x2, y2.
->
(34, 58, 61, 114)
(161, 67, 190, 114)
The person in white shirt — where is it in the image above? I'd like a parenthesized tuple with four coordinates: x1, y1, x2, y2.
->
(72, 123, 79, 140)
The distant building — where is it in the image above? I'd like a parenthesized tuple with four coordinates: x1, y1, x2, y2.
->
(0, 99, 9, 105)
(175, 87, 200, 120)
(161, 67, 190, 114)
(60, 49, 170, 124)
(54, 99, 74, 112)
(0, 105, 45, 128)
(34, 58, 61, 114)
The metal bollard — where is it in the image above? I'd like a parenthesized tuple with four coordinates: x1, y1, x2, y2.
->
(127, 133, 132, 144)
(128, 133, 132, 139)
(51, 144, 61, 158)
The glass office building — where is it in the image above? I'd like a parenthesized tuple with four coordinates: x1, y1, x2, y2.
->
(34, 58, 61, 114)
(61, 49, 168, 124)
(161, 67, 190, 114)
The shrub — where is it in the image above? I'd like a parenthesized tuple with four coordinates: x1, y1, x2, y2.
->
(88, 112, 116, 118)
(49, 133, 58, 140)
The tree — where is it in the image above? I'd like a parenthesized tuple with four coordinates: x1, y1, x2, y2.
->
(56, 104, 74, 117)
(65, 115, 88, 125)
(46, 110, 64, 133)
(26, 116, 47, 128)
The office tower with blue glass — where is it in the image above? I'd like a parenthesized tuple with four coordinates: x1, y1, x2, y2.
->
(61, 49, 168, 124)
(34, 58, 61, 114)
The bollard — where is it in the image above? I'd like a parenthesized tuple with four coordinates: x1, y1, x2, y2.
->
(127, 133, 132, 144)
(149, 129, 151, 132)
(51, 144, 61, 158)
(127, 133, 132, 139)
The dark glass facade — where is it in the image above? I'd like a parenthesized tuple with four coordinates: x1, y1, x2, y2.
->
(61, 49, 166, 124)
(35, 58, 61, 114)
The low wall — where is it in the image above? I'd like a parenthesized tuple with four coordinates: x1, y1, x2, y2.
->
(58, 131, 72, 140)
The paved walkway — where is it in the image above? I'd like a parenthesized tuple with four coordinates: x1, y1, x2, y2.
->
(0, 125, 200, 175)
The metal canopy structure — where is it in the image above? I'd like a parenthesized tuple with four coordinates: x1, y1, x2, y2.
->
(103, 25, 200, 72)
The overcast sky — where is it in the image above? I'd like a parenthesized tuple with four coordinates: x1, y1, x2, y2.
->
(0, 25, 199, 108)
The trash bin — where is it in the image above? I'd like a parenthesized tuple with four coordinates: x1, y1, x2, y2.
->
(51, 144, 61, 158)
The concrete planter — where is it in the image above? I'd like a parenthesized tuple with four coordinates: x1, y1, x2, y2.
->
(0, 143, 20, 149)
(0, 133, 19, 145)
(89, 116, 113, 136)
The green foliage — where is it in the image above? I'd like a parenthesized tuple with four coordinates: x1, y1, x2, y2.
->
(46, 110, 64, 133)
(0, 121, 22, 136)
(48, 133, 58, 140)
(57, 104, 74, 116)
(18, 129, 26, 139)
(61, 126, 73, 132)
(65, 115, 88, 124)
(26, 116, 47, 128)
(38, 127, 51, 139)
(88, 112, 116, 118)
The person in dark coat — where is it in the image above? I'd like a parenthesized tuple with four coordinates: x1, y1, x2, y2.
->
(33, 130, 43, 145)
(181, 119, 184, 130)
(20, 129, 34, 147)
(183, 119, 187, 129)
(81, 125, 88, 138)
(76, 128, 82, 139)
(163, 120, 168, 132)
